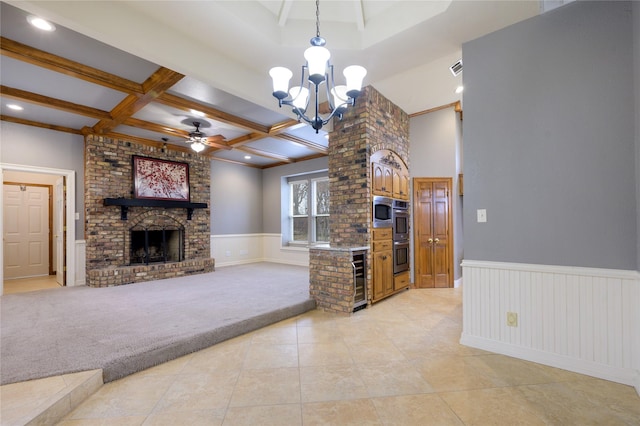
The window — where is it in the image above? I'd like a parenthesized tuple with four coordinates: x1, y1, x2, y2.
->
(289, 176, 329, 244)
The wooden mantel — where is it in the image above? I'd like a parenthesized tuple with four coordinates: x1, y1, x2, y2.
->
(103, 198, 207, 220)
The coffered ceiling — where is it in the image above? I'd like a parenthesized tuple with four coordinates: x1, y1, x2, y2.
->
(0, 1, 540, 168)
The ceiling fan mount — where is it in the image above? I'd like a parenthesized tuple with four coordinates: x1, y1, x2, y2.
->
(187, 121, 207, 144)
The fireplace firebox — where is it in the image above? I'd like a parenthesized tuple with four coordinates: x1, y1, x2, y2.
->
(130, 228, 184, 265)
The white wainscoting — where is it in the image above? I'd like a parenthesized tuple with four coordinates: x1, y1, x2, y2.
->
(211, 233, 309, 267)
(461, 260, 640, 394)
(74, 240, 86, 286)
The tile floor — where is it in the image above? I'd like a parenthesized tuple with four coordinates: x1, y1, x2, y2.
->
(3, 275, 61, 294)
(10, 288, 640, 425)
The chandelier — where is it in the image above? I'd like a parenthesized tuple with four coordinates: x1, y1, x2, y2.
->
(269, 0, 367, 133)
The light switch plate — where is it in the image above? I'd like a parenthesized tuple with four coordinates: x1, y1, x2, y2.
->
(477, 209, 487, 223)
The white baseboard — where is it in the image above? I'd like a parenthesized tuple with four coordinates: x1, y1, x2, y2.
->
(460, 333, 638, 388)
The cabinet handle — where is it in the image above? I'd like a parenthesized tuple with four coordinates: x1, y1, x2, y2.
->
(434, 238, 440, 243)
(428, 238, 433, 243)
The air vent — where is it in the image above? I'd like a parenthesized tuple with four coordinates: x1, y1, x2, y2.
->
(449, 59, 463, 76)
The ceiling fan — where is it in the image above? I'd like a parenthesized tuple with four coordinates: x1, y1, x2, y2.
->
(182, 121, 230, 153)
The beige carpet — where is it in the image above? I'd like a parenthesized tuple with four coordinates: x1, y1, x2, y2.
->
(0, 262, 315, 385)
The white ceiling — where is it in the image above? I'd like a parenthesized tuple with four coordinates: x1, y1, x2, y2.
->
(1, 0, 543, 167)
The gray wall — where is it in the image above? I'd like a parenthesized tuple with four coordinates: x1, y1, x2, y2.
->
(261, 157, 328, 235)
(462, 1, 637, 270)
(1, 121, 85, 238)
(210, 160, 263, 235)
(409, 108, 464, 280)
(635, 1, 640, 271)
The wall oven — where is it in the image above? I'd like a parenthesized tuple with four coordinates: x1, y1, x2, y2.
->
(393, 241, 410, 274)
(392, 199, 410, 241)
(372, 195, 393, 228)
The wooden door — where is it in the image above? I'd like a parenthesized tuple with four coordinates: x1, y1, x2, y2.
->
(3, 184, 50, 279)
(413, 178, 452, 288)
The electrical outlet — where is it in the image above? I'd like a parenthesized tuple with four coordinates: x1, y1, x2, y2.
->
(506, 312, 518, 327)
(225, 250, 232, 257)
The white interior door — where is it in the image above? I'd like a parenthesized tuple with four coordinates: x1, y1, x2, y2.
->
(3, 184, 49, 279)
(54, 177, 65, 285)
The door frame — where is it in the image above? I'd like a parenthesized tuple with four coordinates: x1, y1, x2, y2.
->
(412, 177, 454, 288)
(1, 163, 76, 294)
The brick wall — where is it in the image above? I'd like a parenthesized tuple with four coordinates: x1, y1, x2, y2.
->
(310, 86, 409, 313)
(84, 134, 213, 287)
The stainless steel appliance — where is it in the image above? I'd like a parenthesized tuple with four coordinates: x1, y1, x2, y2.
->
(392, 199, 410, 241)
(393, 241, 410, 274)
(351, 250, 367, 311)
(372, 195, 393, 228)
(391, 199, 410, 274)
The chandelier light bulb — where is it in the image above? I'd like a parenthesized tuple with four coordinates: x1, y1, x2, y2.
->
(330, 85, 349, 111)
(269, 67, 293, 99)
(344, 65, 367, 98)
(304, 46, 330, 84)
(289, 86, 310, 110)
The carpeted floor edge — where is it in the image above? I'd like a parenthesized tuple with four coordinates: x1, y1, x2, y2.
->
(101, 298, 316, 383)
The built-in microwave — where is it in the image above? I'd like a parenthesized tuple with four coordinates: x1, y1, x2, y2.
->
(372, 195, 393, 228)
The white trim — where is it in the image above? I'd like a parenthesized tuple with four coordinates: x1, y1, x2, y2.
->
(210, 233, 309, 267)
(461, 259, 640, 394)
(460, 333, 638, 387)
(461, 259, 639, 280)
(1, 163, 77, 292)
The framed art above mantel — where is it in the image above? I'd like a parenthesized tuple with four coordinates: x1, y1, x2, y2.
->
(133, 156, 190, 202)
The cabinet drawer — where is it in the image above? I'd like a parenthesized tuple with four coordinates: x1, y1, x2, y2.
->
(394, 271, 410, 290)
(373, 228, 392, 241)
(373, 240, 393, 251)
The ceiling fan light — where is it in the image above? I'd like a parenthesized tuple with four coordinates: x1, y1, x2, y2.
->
(289, 86, 309, 110)
(304, 46, 330, 84)
(269, 67, 293, 100)
(190, 142, 205, 153)
(344, 65, 367, 98)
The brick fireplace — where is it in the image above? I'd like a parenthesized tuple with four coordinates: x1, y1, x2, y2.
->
(309, 86, 410, 313)
(84, 135, 215, 287)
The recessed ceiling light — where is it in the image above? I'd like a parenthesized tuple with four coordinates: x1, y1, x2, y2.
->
(7, 104, 24, 111)
(455, 86, 464, 94)
(27, 15, 56, 32)
(244, 155, 251, 160)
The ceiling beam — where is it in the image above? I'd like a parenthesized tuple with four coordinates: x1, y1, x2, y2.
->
(0, 85, 111, 120)
(235, 146, 293, 163)
(154, 93, 271, 134)
(273, 133, 328, 154)
(354, 0, 365, 31)
(0, 37, 144, 94)
(0, 114, 83, 135)
(278, 0, 294, 26)
(91, 68, 184, 134)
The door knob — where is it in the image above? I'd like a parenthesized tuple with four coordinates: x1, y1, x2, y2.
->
(428, 238, 433, 243)
(434, 238, 440, 243)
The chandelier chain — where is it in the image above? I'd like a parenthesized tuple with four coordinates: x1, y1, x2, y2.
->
(315, 0, 320, 37)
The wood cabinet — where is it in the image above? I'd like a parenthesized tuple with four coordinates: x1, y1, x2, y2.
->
(372, 228, 393, 301)
(372, 162, 393, 196)
(371, 228, 410, 302)
(371, 150, 409, 200)
(392, 169, 410, 200)
(394, 271, 409, 291)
